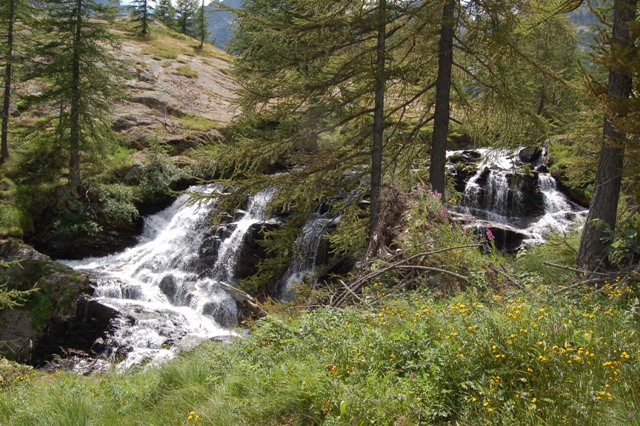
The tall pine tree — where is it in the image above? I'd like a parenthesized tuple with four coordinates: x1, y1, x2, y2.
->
(175, 0, 198, 36)
(155, 0, 176, 29)
(26, 0, 122, 193)
(131, 0, 153, 36)
(578, 0, 638, 270)
(0, 0, 31, 164)
(194, 0, 210, 48)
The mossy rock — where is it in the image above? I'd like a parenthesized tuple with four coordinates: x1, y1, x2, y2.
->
(0, 239, 93, 361)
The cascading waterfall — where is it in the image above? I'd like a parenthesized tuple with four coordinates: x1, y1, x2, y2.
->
(525, 174, 584, 243)
(62, 185, 276, 369)
(450, 147, 587, 249)
(212, 187, 276, 282)
(461, 148, 522, 222)
(278, 215, 336, 299)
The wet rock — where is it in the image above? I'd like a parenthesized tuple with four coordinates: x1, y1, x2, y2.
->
(476, 223, 528, 253)
(518, 147, 543, 165)
(159, 275, 178, 300)
(31, 295, 120, 366)
(202, 301, 237, 327)
(233, 222, 280, 279)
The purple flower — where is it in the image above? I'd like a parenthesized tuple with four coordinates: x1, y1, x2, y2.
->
(486, 229, 495, 241)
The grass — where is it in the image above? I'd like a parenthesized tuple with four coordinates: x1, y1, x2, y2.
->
(0, 281, 638, 425)
(173, 65, 199, 79)
(177, 115, 218, 132)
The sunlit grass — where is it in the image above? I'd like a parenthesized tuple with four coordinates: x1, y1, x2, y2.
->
(0, 282, 638, 425)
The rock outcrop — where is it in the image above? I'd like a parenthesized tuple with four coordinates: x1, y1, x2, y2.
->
(0, 239, 118, 366)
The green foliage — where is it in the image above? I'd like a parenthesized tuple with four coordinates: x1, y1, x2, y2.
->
(130, 0, 153, 36)
(0, 287, 638, 425)
(154, 0, 175, 29)
(175, 0, 198, 36)
(137, 140, 191, 200)
(24, 0, 123, 190)
(0, 179, 31, 237)
(0, 281, 34, 311)
(514, 229, 583, 286)
(91, 183, 139, 225)
(29, 293, 55, 327)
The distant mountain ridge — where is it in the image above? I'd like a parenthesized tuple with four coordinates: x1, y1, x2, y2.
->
(206, 0, 243, 49)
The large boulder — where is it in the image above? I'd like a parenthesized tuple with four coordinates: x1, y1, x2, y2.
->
(0, 239, 118, 365)
(233, 222, 281, 279)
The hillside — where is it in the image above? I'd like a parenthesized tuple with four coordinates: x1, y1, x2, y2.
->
(110, 20, 238, 141)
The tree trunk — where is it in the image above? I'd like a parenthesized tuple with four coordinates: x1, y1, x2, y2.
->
(368, 0, 386, 252)
(577, 0, 637, 270)
(1, 0, 15, 164)
(429, 0, 455, 198)
(69, 0, 83, 192)
(142, 0, 148, 35)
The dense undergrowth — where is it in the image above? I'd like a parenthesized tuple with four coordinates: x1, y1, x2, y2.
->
(0, 277, 638, 425)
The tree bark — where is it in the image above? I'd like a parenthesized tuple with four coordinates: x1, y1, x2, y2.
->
(368, 0, 386, 250)
(142, 0, 149, 35)
(1, 0, 16, 164)
(429, 0, 455, 198)
(69, 0, 83, 192)
(577, 0, 637, 270)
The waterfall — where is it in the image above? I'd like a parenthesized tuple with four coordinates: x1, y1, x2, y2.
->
(62, 185, 276, 369)
(278, 215, 336, 299)
(212, 187, 276, 282)
(450, 148, 587, 250)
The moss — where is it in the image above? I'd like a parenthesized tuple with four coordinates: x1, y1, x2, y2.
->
(30, 293, 55, 327)
(172, 65, 198, 78)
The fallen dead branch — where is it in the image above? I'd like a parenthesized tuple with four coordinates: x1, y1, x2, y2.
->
(220, 281, 266, 317)
(489, 264, 524, 290)
(331, 244, 481, 307)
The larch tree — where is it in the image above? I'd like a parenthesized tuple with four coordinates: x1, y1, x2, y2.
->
(131, 0, 154, 36)
(26, 0, 122, 194)
(194, 0, 210, 49)
(228, 0, 424, 255)
(0, 0, 31, 164)
(577, 0, 638, 270)
(175, 0, 199, 36)
(429, 0, 455, 197)
(155, 0, 176, 28)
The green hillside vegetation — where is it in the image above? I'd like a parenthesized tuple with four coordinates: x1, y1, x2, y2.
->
(1, 281, 638, 425)
(1, 0, 640, 424)
(0, 14, 234, 248)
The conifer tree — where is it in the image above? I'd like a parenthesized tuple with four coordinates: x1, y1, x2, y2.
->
(131, 0, 153, 36)
(26, 0, 122, 193)
(0, 0, 31, 164)
(155, 0, 176, 28)
(194, 0, 210, 48)
(578, 0, 638, 270)
(175, 0, 198, 36)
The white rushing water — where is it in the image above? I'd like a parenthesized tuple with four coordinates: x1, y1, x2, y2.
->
(449, 148, 587, 248)
(278, 215, 337, 299)
(62, 185, 276, 369)
(213, 187, 277, 281)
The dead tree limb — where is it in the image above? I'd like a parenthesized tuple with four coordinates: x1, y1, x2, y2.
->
(332, 244, 481, 307)
(542, 261, 610, 277)
(396, 265, 469, 282)
(489, 265, 524, 290)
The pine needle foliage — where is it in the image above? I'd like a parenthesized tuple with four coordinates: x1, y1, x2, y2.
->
(23, 0, 123, 192)
(130, 0, 154, 36)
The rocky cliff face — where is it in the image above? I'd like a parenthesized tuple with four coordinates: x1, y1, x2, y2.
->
(110, 26, 238, 148)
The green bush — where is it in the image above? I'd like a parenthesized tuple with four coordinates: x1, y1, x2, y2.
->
(92, 183, 139, 225)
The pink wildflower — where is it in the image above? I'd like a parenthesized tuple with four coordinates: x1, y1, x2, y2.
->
(486, 228, 495, 241)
